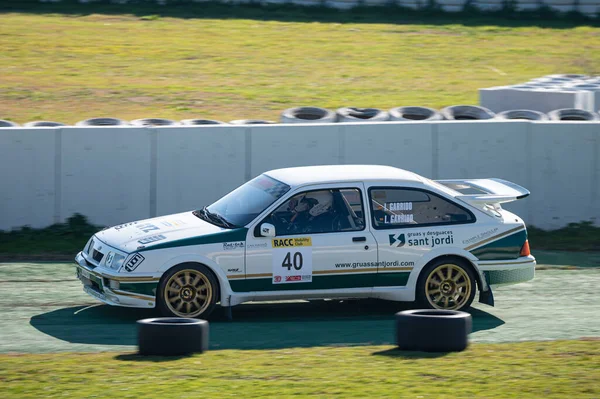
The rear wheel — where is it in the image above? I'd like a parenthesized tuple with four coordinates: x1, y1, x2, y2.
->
(157, 264, 219, 318)
(416, 259, 476, 311)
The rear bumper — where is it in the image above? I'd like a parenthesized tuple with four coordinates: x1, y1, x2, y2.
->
(75, 252, 157, 308)
(477, 255, 536, 287)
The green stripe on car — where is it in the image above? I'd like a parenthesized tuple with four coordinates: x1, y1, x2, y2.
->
(471, 230, 527, 261)
(137, 228, 248, 252)
(229, 272, 410, 292)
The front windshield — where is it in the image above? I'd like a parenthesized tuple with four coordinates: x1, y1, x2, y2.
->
(206, 175, 290, 227)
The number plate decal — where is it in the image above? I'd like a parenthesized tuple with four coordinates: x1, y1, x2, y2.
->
(271, 237, 313, 284)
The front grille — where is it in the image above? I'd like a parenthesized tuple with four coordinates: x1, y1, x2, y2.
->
(92, 249, 104, 263)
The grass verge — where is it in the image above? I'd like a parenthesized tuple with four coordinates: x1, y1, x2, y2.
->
(0, 3, 598, 124)
(1, 340, 599, 398)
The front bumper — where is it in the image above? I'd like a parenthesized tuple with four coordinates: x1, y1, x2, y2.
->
(75, 252, 158, 308)
(477, 255, 536, 287)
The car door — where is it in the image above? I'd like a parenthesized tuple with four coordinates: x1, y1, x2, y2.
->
(367, 186, 476, 287)
(236, 184, 378, 293)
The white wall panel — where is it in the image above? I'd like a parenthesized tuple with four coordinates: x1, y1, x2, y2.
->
(60, 127, 152, 227)
(529, 122, 600, 229)
(156, 126, 246, 216)
(249, 124, 341, 179)
(1, 122, 598, 231)
(436, 121, 531, 224)
(343, 122, 434, 178)
(0, 128, 57, 229)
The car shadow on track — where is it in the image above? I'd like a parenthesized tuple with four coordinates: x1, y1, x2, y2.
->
(30, 300, 504, 350)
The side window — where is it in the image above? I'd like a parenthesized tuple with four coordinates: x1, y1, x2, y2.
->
(265, 188, 365, 236)
(370, 188, 474, 229)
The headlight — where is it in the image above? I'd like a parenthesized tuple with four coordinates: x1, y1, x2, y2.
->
(105, 252, 126, 271)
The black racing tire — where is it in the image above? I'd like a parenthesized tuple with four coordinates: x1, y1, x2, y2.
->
(157, 263, 219, 319)
(416, 258, 477, 311)
(180, 119, 227, 125)
(23, 121, 66, 127)
(0, 119, 19, 127)
(130, 118, 179, 126)
(495, 110, 548, 121)
(229, 119, 274, 125)
(395, 309, 471, 352)
(75, 117, 128, 126)
(336, 107, 389, 122)
(389, 106, 444, 121)
(280, 106, 337, 123)
(440, 105, 495, 120)
(547, 108, 600, 121)
(137, 317, 209, 356)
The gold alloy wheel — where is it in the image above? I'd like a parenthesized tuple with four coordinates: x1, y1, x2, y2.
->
(425, 264, 472, 310)
(164, 269, 213, 317)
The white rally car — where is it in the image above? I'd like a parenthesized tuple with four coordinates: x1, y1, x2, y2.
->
(75, 165, 535, 318)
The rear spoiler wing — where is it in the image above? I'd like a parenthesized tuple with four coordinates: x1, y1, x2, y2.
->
(436, 178, 530, 205)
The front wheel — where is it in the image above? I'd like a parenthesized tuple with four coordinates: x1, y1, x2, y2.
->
(157, 264, 219, 318)
(416, 259, 476, 311)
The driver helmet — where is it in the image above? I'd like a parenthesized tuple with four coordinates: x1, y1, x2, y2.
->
(290, 191, 333, 217)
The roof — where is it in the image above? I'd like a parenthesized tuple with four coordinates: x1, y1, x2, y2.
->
(264, 165, 424, 187)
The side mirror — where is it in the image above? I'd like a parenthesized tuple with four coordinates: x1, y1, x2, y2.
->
(260, 223, 276, 237)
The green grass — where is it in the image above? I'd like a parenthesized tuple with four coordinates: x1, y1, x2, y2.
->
(1, 340, 598, 398)
(0, 2, 598, 124)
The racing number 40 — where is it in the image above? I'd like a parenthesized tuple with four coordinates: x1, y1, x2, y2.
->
(282, 252, 303, 271)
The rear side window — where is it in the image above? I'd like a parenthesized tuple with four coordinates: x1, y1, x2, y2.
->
(370, 188, 475, 229)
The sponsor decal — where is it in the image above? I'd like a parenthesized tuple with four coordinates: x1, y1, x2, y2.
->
(137, 223, 160, 234)
(272, 236, 313, 284)
(138, 234, 167, 245)
(248, 242, 269, 249)
(114, 222, 136, 231)
(463, 227, 500, 245)
(223, 241, 245, 251)
(389, 233, 406, 247)
(160, 220, 186, 227)
(389, 230, 454, 248)
(335, 260, 415, 269)
(124, 253, 145, 272)
(382, 202, 414, 224)
(407, 230, 454, 248)
(271, 237, 312, 248)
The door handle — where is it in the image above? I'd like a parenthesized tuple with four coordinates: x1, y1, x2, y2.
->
(352, 237, 367, 242)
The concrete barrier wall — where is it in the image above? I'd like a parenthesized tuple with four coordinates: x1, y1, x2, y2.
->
(1, 121, 599, 230)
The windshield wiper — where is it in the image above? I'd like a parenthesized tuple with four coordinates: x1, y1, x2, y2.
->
(197, 207, 237, 229)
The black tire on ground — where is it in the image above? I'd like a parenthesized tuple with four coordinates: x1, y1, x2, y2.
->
(137, 317, 209, 356)
(416, 258, 477, 311)
(395, 309, 472, 352)
(157, 263, 220, 319)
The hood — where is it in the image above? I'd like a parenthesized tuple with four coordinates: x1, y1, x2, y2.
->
(96, 211, 226, 253)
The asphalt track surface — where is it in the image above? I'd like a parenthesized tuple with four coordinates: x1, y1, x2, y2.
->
(0, 253, 598, 353)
